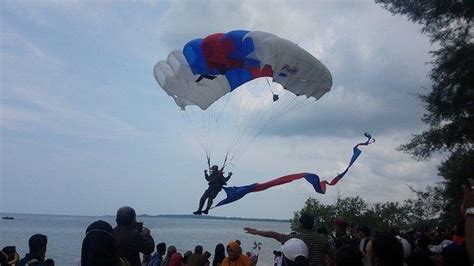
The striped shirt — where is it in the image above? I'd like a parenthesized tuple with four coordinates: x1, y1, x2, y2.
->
(279, 230, 329, 266)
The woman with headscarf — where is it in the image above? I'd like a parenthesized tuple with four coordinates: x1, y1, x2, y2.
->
(221, 241, 253, 266)
(161, 246, 183, 266)
(80, 220, 129, 266)
(212, 244, 226, 266)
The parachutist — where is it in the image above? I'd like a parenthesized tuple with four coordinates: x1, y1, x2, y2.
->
(193, 165, 232, 215)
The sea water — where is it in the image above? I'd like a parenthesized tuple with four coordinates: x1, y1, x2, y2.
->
(1, 213, 291, 265)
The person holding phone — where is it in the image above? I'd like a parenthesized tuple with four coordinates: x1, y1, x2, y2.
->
(114, 206, 155, 266)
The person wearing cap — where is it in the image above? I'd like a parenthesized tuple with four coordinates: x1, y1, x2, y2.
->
(17, 234, 49, 266)
(281, 238, 309, 266)
(194, 165, 232, 215)
(244, 213, 328, 266)
(221, 241, 253, 266)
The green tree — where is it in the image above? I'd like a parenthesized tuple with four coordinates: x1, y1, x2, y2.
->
(291, 196, 431, 232)
(403, 185, 444, 226)
(291, 197, 335, 231)
(375, 0, 474, 224)
(333, 196, 369, 226)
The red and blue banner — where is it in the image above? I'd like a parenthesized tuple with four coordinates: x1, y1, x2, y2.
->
(214, 133, 375, 208)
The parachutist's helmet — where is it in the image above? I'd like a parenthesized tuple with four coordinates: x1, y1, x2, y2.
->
(211, 165, 218, 170)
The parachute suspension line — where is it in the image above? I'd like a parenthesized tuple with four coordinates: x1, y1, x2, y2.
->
(230, 88, 315, 164)
(205, 91, 231, 163)
(221, 152, 229, 170)
(224, 78, 264, 164)
(182, 110, 211, 161)
(228, 79, 264, 149)
(276, 97, 316, 120)
(226, 78, 272, 163)
(228, 80, 279, 163)
(230, 84, 282, 164)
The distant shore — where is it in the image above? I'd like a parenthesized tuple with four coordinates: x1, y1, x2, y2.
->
(0, 212, 290, 223)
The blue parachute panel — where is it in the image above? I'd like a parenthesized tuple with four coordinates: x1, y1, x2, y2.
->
(222, 30, 250, 60)
(183, 39, 208, 75)
(225, 68, 253, 90)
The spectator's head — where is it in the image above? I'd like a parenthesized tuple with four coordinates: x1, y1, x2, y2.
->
(226, 241, 242, 261)
(28, 234, 47, 259)
(166, 246, 177, 257)
(367, 233, 404, 266)
(335, 219, 348, 231)
(115, 206, 136, 226)
(183, 251, 192, 263)
(203, 251, 211, 260)
(44, 258, 55, 266)
(214, 243, 225, 256)
(298, 213, 314, 230)
(156, 242, 166, 255)
(194, 245, 203, 255)
(81, 220, 118, 266)
(357, 226, 370, 239)
(335, 244, 363, 266)
(281, 238, 309, 266)
(1, 246, 19, 265)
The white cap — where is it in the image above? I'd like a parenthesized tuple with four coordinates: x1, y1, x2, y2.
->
(281, 238, 309, 261)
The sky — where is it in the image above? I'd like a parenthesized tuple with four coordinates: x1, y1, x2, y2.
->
(0, 0, 442, 219)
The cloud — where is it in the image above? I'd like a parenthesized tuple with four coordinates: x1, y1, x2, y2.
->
(0, 25, 147, 140)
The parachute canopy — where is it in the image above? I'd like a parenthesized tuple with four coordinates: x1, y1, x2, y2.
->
(154, 30, 333, 166)
(154, 30, 332, 110)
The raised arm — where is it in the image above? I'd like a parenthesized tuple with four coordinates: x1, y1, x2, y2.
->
(224, 172, 232, 182)
(244, 227, 285, 242)
(204, 170, 210, 181)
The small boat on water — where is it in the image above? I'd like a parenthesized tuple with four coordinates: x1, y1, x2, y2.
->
(2, 216, 14, 220)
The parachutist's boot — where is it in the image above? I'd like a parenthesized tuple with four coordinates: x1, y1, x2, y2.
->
(202, 200, 212, 215)
(194, 195, 207, 215)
